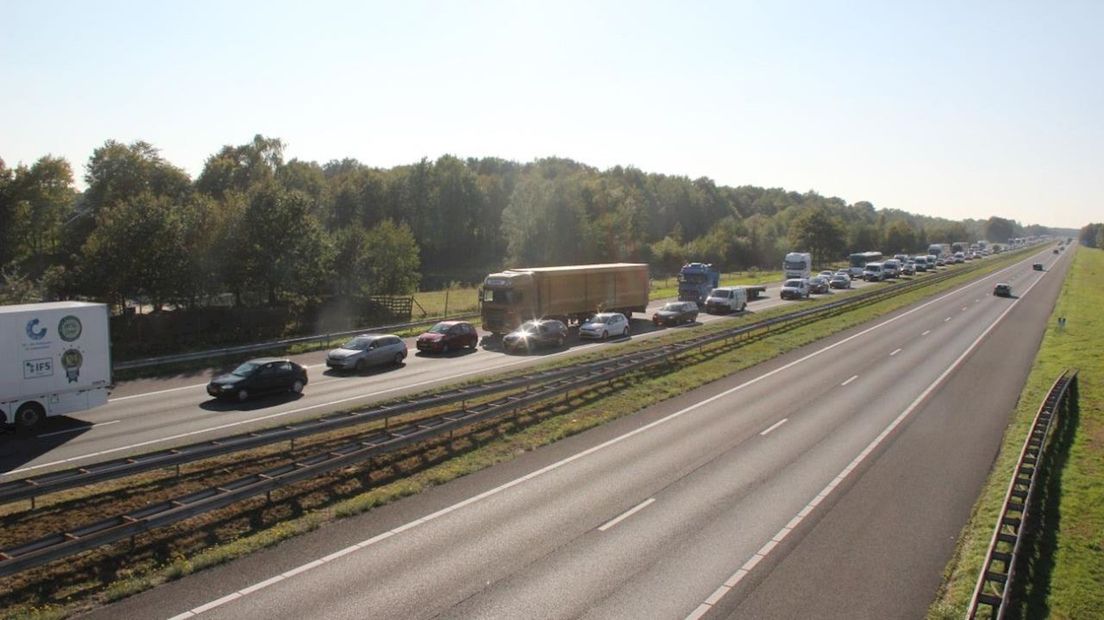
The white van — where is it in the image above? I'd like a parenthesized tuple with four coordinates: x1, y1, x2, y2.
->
(704, 287, 748, 314)
(863, 262, 886, 281)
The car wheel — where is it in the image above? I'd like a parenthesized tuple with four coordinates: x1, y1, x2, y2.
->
(236, 389, 250, 402)
(393, 353, 404, 365)
(556, 336, 565, 347)
(355, 358, 367, 373)
(289, 379, 304, 394)
(602, 330, 608, 340)
(442, 342, 450, 354)
(622, 326, 629, 337)
(15, 402, 44, 430)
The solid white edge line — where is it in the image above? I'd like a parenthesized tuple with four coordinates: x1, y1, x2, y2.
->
(36, 419, 120, 439)
(841, 375, 858, 386)
(759, 419, 788, 436)
(161, 253, 1045, 619)
(598, 497, 657, 532)
(890, 348, 902, 357)
(683, 255, 1051, 619)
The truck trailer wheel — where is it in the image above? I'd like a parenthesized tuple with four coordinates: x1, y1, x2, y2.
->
(15, 402, 45, 430)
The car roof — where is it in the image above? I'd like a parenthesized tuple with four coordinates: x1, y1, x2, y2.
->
(247, 356, 289, 364)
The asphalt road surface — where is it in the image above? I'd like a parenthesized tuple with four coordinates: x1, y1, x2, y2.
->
(76, 245, 1069, 619)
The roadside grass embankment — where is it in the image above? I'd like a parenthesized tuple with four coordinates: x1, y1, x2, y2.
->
(0, 251, 1038, 619)
(929, 245, 1104, 620)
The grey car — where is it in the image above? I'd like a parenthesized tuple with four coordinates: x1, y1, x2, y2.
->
(326, 333, 407, 371)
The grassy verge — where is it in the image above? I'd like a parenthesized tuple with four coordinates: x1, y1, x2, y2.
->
(928, 246, 1104, 619)
(0, 252, 1037, 619)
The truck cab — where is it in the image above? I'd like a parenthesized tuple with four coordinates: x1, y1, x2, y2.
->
(677, 263, 720, 306)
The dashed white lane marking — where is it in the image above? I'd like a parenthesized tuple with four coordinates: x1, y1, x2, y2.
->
(759, 419, 788, 436)
(945, 317, 952, 322)
(922, 330, 931, 336)
(961, 307, 968, 312)
(598, 498, 656, 532)
(37, 420, 120, 439)
(683, 253, 1051, 619)
(890, 348, 902, 357)
(841, 375, 859, 386)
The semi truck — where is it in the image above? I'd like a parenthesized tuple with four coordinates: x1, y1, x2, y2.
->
(677, 263, 720, 306)
(927, 243, 952, 260)
(480, 263, 650, 336)
(783, 252, 812, 280)
(1, 301, 112, 430)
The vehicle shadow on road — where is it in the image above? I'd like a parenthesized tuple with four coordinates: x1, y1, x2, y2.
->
(0, 417, 94, 474)
(198, 392, 306, 412)
(322, 363, 406, 378)
(414, 348, 478, 359)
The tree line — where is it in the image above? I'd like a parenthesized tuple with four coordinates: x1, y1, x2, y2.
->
(1079, 223, 1104, 249)
(1, 134, 1053, 312)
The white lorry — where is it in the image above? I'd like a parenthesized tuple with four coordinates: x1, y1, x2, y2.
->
(783, 252, 812, 280)
(1, 302, 112, 430)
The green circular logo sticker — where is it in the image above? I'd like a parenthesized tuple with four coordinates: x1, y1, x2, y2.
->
(58, 315, 83, 342)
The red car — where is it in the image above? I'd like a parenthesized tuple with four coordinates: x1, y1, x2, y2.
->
(416, 321, 479, 353)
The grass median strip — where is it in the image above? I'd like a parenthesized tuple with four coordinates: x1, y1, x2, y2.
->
(928, 245, 1103, 620)
(0, 251, 1037, 619)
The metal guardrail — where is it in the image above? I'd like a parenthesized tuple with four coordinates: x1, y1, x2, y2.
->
(967, 369, 1079, 619)
(0, 260, 1003, 575)
(112, 312, 480, 371)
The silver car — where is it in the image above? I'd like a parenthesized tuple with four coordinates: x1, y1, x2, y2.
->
(326, 334, 407, 371)
(579, 312, 630, 340)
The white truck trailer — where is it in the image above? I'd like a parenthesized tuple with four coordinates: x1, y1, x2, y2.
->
(1, 302, 112, 430)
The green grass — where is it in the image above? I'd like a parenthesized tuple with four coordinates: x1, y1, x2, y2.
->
(929, 246, 1104, 620)
(648, 270, 784, 300)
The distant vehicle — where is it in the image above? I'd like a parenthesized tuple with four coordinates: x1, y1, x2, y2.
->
(882, 259, 901, 278)
(480, 263, 649, 336)
(780, 278, 811, 300)
(863, 263, 886, 281)
(835, 269, 853, 280)
(416, 321, 479, 353)
(1032, 263, 1044, 271)
(808, 276, 830, 294)
(502, 319, 568, 353)
(818, 270, 835, 279)
(652, 301, 699, 326)
(926, 254, 939, 267)
(829, 274, 852, 289)
(327, 334, 407, 371)
(848, 251, 883, 278)
(704, 286, 749, 314)
(783, 252, 813, 280)
(1053, 249, 1060, 254)
(579, 312, 630, 340)
(993, 283, 1012, 297)
(677, 262, 720, 306)
(207, 358, 307, 402)
(900, 262, 916, 276)
(912, 258, 928, 272)
(1, 302, 112, 430)
(928, 243, 952, 260)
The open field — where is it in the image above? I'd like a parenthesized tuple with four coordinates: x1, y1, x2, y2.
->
(929, 245, 1104, 620)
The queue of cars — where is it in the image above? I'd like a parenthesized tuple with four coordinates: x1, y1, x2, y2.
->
(211, 251, 998, 402)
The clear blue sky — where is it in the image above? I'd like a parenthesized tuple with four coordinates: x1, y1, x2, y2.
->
(3, 0, 1100, 229)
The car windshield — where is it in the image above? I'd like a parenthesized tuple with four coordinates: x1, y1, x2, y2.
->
(341, 336, 374, 350)
(516, 321, 540, 332)
(661, 303, 681, 312)
(427, 323, 452, 334)
(709, 289, 729, 298)
(784, 280, 803, 287)
(230, 361, 261, 376)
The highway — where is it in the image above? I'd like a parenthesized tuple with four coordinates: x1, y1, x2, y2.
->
(2, 273, 892, 479)
(77, 245, 1069, 619)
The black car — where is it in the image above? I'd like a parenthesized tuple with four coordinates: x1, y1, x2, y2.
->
(808, 276, 830, 294)
(652, 301, 699, 326)
(502, 319, 568, 353)
(993, 283, 1012, 297)
(207, 357, 308, 402)
(1033, 263, 1044, 271)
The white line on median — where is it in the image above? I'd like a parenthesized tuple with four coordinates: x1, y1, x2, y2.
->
(922, 330, 931, 336)
(841, 375, 858, 386)
(598, 498, 656, 531)
(759, 419, 788, 436)
(890, 348, 902, 357)
(944, 317, 952, 322)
